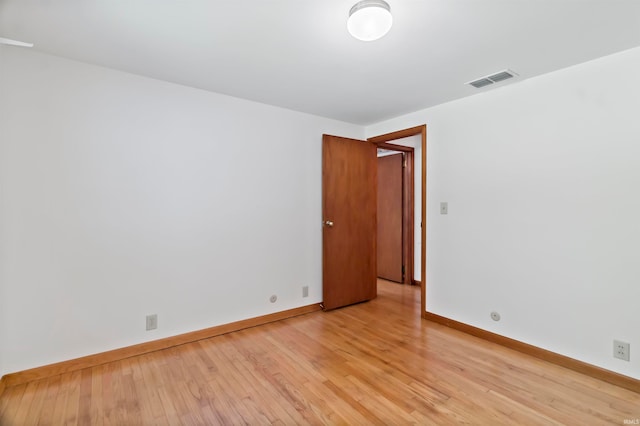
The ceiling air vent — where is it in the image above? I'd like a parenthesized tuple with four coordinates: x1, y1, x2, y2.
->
(469, 78, 493, 88)
(467, 69, 518, 89)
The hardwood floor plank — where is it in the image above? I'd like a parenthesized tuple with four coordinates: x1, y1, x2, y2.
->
(0, 279, 638, 425)
(22, 379, 48, 425)
(202, 334, 295, 424)
(191, 345, 251, 424)
(230, 331, 324, 424)
(88, 364, 104, 426)
(63, 370, 82, 425)
(75, 368, 93, 425)
(34, 376, 61, 426)
(196, 341, 259, 424)
(220, 333, 308, 424)
(156, 385, 181, 424)
(0, 384, 24, 424)
(7, 382, 34, 425)
(127, 359, 153, 424)
(320, 379, 386, 425)
(49, 374, 71, 425)
(343, 374, 418, 424)
(98, 363, 116, 425)
(120, 367, 143, 424)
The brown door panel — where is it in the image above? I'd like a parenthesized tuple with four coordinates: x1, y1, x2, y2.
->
(377, 153, 403, 282)
(322, 135, 377, 310)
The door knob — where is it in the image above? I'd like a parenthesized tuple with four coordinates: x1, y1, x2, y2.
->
(323, 220, 334, 227)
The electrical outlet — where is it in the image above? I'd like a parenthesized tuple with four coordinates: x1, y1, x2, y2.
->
(302, 286, 309, 298)
(146, 314, 158, 331)
(613, 340, 630, 361)
(440, 202, 448, 215)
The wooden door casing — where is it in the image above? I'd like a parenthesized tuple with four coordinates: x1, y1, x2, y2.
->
(368, 125, 427, 316)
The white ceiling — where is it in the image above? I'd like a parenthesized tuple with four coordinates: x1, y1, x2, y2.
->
(1, 0, 640, 125)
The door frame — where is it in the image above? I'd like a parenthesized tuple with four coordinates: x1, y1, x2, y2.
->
(369, 125, 427, 317)
(376, 146, 414, 285)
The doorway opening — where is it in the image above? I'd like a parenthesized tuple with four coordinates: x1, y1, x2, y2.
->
(369, 125, 426, 316)
(376, 144, 415, 286)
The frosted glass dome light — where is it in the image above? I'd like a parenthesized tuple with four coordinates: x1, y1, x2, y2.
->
(347, 0, 393, 42)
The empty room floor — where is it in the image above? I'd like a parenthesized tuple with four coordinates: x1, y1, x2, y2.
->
(1, 280, 638, 424)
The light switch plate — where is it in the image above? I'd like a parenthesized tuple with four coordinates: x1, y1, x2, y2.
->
(440, 202, 448, 215)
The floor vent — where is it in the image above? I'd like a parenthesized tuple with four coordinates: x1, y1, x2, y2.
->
(467, 69, 518, 89)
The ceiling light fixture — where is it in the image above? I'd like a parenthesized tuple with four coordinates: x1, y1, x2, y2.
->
(347, 0, 393, 42)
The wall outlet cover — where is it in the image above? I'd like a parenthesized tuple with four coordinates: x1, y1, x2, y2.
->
(613, 340, 630, 361)
(146, 314, 158, 331)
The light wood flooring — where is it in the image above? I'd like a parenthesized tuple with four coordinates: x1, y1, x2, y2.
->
(1, 280, 638, 425)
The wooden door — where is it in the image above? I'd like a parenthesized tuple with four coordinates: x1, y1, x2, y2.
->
(322, 134, 377, 310)
(377, 153, 404, 282)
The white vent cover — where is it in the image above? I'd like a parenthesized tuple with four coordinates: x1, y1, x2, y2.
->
(467, 69, 518, 89)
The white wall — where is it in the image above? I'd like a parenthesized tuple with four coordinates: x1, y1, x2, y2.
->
(0, 47, 363, 377)
(367, 46, 640, 379)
